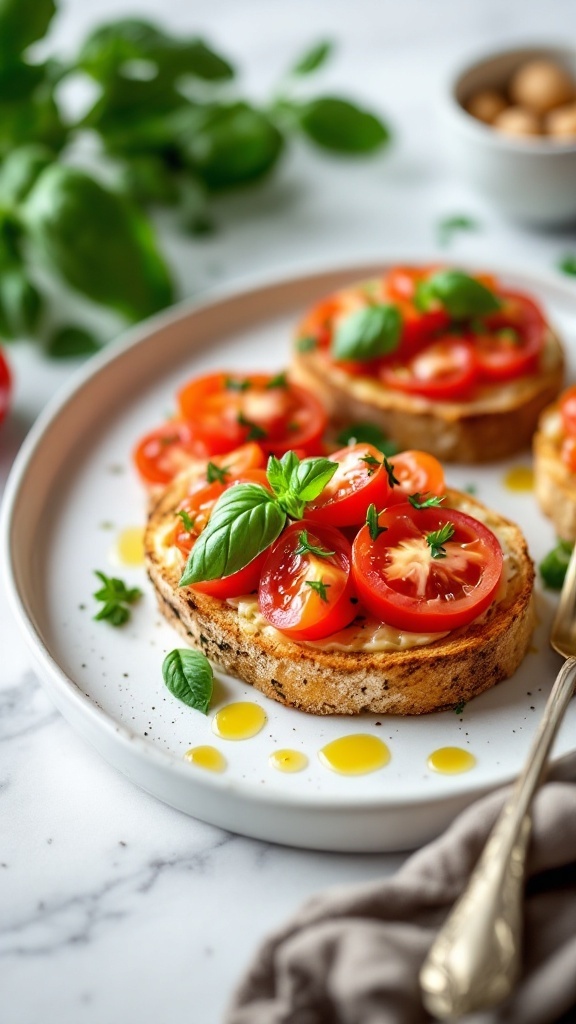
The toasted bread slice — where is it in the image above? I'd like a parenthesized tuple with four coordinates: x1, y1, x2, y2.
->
(145, 475, 535, 716)
(534, 400, 576, 541)
(290, 331, 564, 463)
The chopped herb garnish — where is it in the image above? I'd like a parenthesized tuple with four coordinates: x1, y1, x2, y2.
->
(366, 503, 387, 541)
(408, 492, 445, 510)
(177, 509, 196, 532)
(539, 539, 574, 590)
(93, 571, 142, 627)
(295, 530, 335, 559)
(305, 578, 331, 602)
(206, 462, 230, 484)
(437, 215, 479, 248)
(426, 522, 455, 559)
(558, 255, 576, 277)
(266, 372, 288, 389)
(237, 411, 267, 441)
(382, 456, 400, 488)
(296, 335, 317, 352)
(335, 421, 399, 457)
(453, 700, 466, 716)
(360, 453, 381, 476)
(225, 377, 251, 391)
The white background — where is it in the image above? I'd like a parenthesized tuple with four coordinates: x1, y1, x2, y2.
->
(2, 2, 576, 1023)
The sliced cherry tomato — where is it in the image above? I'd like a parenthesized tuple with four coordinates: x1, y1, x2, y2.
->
(472, 291, 546, 383)
(306, 443, 395, 527)
(186, 443, 265, 494)
(386, 450, 446, 503)
(560, 386, 576, 438)
(352, 503, 503, 632)
(258, 520, 357, 640)
(133, 420, 201, 486)
(177, 372, 327, 458)
(380, 337, 478, 401)
(382, 266, 450, 356)
(0, 348, 10, 426)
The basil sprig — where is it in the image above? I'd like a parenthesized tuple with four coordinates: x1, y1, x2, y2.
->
(179, 451, 338, 586)
(332, 303, 402, 362)
(162, 648, 213, 714)
(415, 270, 501, 320)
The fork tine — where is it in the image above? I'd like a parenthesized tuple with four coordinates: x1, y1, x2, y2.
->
(550, 541, 576, 658)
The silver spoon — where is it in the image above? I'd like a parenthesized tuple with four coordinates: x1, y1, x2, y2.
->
(419, 542, 576, 1019)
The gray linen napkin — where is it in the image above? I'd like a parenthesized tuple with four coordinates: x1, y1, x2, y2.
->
(225, 782, 576, 1024)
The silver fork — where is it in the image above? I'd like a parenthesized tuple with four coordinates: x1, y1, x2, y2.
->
(419, 542, 576, 1019)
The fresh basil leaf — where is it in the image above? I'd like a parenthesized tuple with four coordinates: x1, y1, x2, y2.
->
(0, 0, 56, 58)
(162, 648, 213, 714)
(0, 144, 54, 205)
(558, 255, 576, 277)
(178, 102, 283, 191)
(179, 483, 285, 585)
(289, 457, 338, 502)
(298, 96, 390, 153)
(118, 154, 179, 206)
(46, 325, 101, 359)
(416, 270, 500, 319)
(0, 269, 43, 338)
(437, 215, 479, 248)
(335, 421, 399, 457)
(291, 40, 333, 76)
(332, 303, 402, 361)
(539, 540, 573, 590)
(266, 450, 299, 499)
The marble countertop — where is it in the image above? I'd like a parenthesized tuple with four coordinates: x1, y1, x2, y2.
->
(2, 1, 575, 1021)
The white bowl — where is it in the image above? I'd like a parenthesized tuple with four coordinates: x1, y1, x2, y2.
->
(444, 45, 576, 225)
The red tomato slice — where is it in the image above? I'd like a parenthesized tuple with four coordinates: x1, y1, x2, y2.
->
(386, 450, 446, 503)
(306, 443, 395, 526)
(472, 291, 546, 383)
(133, 420, 201, 486)
(352, 503, 503, 632)
(258, 521, 357, 640)
(0, 348, 10, 426)
(186, 443, 265, 494)
(560, 386, 576, 438)
(380, 337, 478, 401)
(177, 372, 327, 458)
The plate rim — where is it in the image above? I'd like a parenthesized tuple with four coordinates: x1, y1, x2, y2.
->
(3, 255, 576, 815)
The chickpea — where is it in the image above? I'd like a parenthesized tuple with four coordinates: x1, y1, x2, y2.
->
(545, 102, 576, 139)
(509, 59, 574, 115)
(493, 106, 541, 137)
(466, 89, 508, 124)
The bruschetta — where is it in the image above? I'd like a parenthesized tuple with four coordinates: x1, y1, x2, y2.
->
(290, 265, 564, 463)
(534, 385, 576, 541)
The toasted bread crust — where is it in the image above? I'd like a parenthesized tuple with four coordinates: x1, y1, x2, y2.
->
(145, 479, 535, 715)
(290, 332, 564, 463)
(534, 402, 576, 541)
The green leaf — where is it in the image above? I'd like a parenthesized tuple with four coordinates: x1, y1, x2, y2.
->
(77, 19, 234, 84)
(117, 154, 179, 206)
(162, 648, 213, 714)
(0, 269, 43, 338)
(266, 450, 299, 499)
(366, 503, 386, 541)
(289, 457, 338, 503)
(437, 215, 479, 248)
(539, 540, 573, 590)
(294, 530, 335, 558)
(0, 65, 68, 157)
(416, 270, 500, 320)
(305, 578, 330, 602)
(335, 422, 399, 457)
(291, 40, 333, 76)
(558, 255, 576, 277)
(332, 304, 402, 361)
(0, 144, 54, 205)
(296, 335, 316, 353)
(298, 96, 390, 153)
(407, 492, 445, 510)
(0, 0, 56, 58)
(426, 522, 455, 559)
(23, 165, 175, 321)
(46, 326, 101, 359)
(93, 570, 142, 626)
(178, 102, 284, 191)
(177, 509, 195, 533)
(206, 461, 230, 484)
(179, 483, 286, 585)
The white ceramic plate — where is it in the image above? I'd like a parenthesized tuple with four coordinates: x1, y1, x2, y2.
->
(4, 261, 576, 852)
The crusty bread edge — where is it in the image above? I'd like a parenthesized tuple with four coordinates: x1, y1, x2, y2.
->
(534, 403, 576, 542)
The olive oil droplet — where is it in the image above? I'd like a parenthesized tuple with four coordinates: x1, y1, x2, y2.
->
(184, 745, 227, 773)
(113, 526, 145, 566)
(319, 734, 390, 775)
(427, 746, 476, 774)
(503, 467, 534, 492)
(212, 701, 267, 740)
(269, 749, 308, 773)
